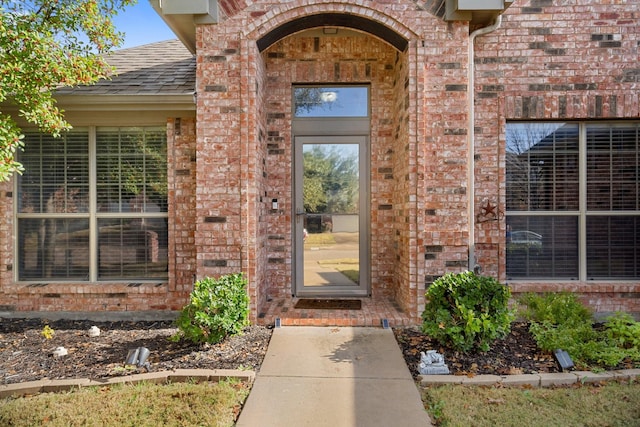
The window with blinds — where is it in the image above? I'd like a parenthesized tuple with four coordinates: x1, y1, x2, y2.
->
(505, 123, 579, 212)
(586, 125, 639, 211)
(506, 122, 640, 280)
(16, 127, 168, 282)
(586, 124, 640, 278)
(17, 131, 90, 280)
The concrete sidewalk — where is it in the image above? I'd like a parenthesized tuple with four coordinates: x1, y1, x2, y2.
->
(236, 326, 432, 427)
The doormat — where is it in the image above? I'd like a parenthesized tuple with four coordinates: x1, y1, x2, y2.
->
(294, 298, 362, 310)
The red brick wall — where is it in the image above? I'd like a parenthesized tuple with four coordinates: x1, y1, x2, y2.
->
(0, 118, 196, 313)
(167, 117, 198, 306)
(382, 49, 409, 304)
(251, 41, 271, 317)
(262, 31, 400, 301)
(474, 0, 640, 314)
(2, 0, 637, 319)
(0, 180, 15, 311)
(194, 0, 465, 323)
(421, 20, 474, 315)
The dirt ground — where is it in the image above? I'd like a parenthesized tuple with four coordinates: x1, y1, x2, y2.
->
(0, 317, 569, 386)
(394, 323, 559, 379)
(0, 318, 271, 385)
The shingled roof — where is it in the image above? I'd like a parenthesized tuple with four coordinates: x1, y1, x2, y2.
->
(55, 40, 195, 96)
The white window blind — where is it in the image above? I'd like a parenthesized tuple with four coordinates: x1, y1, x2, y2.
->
(17, 131, 90, 280)
(17, 127, 168, 282)
(586, 125, 639, 210)
(506, 122, 640, 280)
(585, 124, 640, 278)
(95, 127, 168, 280)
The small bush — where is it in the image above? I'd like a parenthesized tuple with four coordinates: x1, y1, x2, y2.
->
(528, 321, 600, 364)
(421, 271, 515, 353)
(173, 273, 250, 344)
(604, 312, 640, 349)
(518, 292, 592, 326)
(519, 293, 640, 369)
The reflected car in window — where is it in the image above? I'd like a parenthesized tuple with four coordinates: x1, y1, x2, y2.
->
(507, 230, 543, 252)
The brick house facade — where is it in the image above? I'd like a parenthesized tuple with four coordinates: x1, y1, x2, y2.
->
(0, 0, 638, 324)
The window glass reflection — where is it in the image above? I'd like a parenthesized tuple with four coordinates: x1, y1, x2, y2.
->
(294, 87, 368, 117)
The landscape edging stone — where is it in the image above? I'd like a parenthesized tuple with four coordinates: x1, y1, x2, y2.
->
(419, 369, 639, 387)
(0, 369, 255, 398)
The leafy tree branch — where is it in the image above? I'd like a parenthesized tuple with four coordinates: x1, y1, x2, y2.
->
(0, 0, 135, 181)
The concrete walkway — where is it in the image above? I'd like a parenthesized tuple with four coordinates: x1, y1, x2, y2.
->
(236, 326, 432, 427)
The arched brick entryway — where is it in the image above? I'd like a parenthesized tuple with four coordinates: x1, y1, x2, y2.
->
(194, 1, 471, 325)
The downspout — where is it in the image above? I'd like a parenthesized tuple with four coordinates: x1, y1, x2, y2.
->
(468, 15, 502, 272)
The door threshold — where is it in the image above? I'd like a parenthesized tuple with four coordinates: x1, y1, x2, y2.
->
(294, 298, 362, 310)
(258, 297, 414, 327)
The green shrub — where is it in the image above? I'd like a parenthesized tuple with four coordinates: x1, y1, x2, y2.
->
(528, 321, 602, 366)
(173, 274, 250, 344)
(519, 294, 640, 369)
(518, 292, 592, 326)
(421, 271, 515, 353)
(604, 312, 640, 349)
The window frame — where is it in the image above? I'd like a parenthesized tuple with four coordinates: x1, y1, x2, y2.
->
(292, 85, 370, 119)
(14, 126, 169, 283)
(505, 121, 640, 281)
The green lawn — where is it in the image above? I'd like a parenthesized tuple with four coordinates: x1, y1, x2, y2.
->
(0, 380, 249, 427)
(304, 233, 336, 245)
(422, 381, 640, 427)
(2, 377, 639, 427)
(317, 258, 359, 283)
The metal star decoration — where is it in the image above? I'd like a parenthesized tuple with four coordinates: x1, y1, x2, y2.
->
(481, 200, 497, 217)
(476, 199, 503, 223)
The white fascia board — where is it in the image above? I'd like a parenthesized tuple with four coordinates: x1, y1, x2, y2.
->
(54, 94, 196, 112)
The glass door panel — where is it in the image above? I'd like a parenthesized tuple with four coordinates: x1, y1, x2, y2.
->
(294, 136, 368, 296)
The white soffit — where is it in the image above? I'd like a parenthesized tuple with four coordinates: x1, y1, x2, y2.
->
(149, 0, 219, 53)
(445, 0, 514, 25)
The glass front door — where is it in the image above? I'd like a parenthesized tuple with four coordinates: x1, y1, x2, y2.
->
(294, 136, 369, 296)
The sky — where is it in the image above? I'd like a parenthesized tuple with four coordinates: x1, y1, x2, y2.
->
(113, 1, 178, 49)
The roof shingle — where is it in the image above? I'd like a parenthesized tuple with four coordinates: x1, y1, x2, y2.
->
(55, 40, 195, 96)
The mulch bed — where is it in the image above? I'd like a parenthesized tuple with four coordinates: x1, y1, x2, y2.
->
(393, 322, 560, 379)
(1, 318, 563, 386)
(0, 318, 272, 385)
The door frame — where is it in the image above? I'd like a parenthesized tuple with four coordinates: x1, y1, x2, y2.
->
(293, 134, 371, 297)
